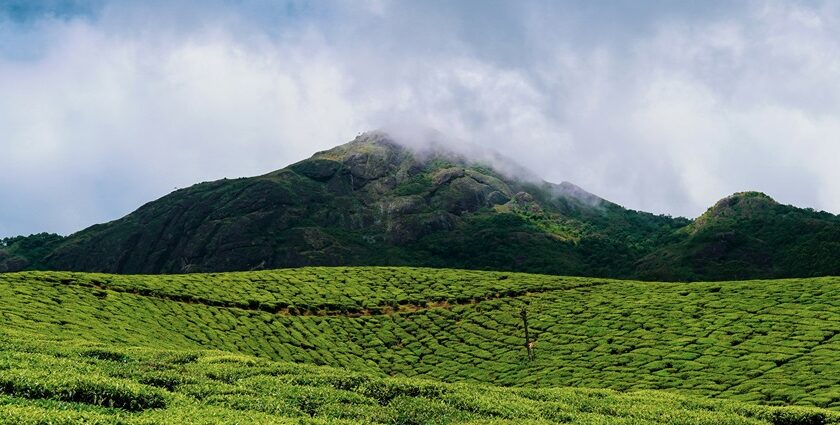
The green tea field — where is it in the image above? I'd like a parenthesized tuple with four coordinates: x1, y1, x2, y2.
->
(1, 267, 839, 423)
(3, 329, 838, 424)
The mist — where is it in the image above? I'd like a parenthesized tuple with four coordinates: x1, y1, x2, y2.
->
(375, 125, 543, 184)
(2, 1, 840, 237)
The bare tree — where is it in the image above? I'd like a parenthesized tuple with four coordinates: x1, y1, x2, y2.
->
(520, 308, 535, 361)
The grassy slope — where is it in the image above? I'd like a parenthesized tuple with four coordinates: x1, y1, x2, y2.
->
(2, 330, 837, 425)
(1, 268, 839, 411)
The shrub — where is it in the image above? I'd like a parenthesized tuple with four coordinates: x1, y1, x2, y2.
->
(358, 378, 449, 405)
(388, 395, 466, 425)
(0, 369, 167, 411)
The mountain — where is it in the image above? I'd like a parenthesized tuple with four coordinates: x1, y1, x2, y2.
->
(1, 131, 838, 280)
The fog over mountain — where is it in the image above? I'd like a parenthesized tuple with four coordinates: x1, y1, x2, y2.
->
(2, 0, 840, 237)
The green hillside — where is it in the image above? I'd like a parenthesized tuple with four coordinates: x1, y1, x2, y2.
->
(1, 267, 838, 420)
(22, 132, 685, 278)
(636, 192, 840, 280)
(4, 132, 837, 280)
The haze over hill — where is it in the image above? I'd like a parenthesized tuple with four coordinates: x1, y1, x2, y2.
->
(1, 131, 838, 280)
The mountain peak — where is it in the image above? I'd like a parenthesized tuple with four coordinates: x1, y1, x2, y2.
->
(289, 131, 414, 183)
(297, 130, 605, 210)
(315, 131, 405, 159)
(721, 191, 777, 204)
(709, 191, 778, 215)
(690, 191, 780, 233)
(308, 129, 543, 183)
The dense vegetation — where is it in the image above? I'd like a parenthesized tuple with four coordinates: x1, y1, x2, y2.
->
(0, 233, 63, 272)
(636, 192, 840, 280)
(1, 267, 838, 416)
(3, 328, 837, 424)
(4, 132, 837, 280)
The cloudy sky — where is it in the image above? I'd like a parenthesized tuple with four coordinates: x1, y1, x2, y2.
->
(2, 0, 839, 237)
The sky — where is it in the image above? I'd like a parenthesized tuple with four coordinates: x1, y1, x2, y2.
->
(1, 0, 839, 237)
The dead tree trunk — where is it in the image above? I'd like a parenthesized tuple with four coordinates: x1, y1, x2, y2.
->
(520, 308, 534, 361)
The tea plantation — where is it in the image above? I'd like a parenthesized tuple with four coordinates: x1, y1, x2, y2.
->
(3, 329, 838, 425)
(1, 267, 839, 423)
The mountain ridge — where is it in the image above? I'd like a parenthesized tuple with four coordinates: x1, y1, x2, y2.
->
(1, 131, 838, 280)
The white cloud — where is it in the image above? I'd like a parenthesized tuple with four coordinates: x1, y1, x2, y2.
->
(1, 0, 840, 237)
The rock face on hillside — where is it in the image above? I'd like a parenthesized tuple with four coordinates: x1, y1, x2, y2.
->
(3, 131, 839, 280)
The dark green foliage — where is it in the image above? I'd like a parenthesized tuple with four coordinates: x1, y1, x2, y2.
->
(393, 174, 434, 196)
(5, 133, 836, 280)
(636, 192, 840, 280)
(0, 233, 64, 272)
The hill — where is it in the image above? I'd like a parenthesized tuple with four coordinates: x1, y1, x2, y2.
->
(636, 192, 840, 280)
(2, 131, 839, 280)
(1, 267, 838, 411)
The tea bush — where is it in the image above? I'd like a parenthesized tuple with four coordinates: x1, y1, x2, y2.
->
(0, 331, 836, 424)
(0, 267, 839, 422)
